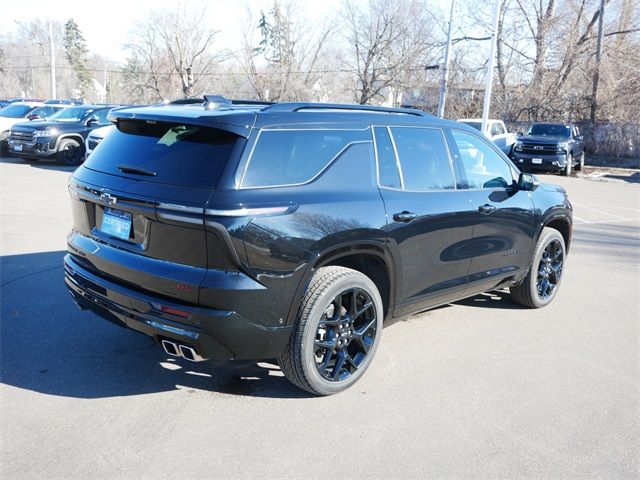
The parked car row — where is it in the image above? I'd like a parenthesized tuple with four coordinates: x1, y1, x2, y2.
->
(0, 101, 119, 165)
(457, 118, 586, 176)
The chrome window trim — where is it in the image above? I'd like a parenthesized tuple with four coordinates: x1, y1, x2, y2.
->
(386, 126, 406, 189)
(237, 127, 372, 190)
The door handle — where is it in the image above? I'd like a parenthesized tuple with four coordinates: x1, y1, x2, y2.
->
(393, 211, 417, 222)
(478, 204, 497, 214)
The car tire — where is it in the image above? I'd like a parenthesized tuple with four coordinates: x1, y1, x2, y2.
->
(563, 155, 572, 176)
(510, 227, 566, 308)
(576, 152, 585, 171)
(278, 266, 384, 396)
(56, 139, 83, 166)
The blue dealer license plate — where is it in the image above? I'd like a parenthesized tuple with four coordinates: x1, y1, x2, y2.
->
(100, 208, 132, 240)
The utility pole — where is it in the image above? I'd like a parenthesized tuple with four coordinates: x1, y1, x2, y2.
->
(590, 0, 605, 122)
(437, 0, 456, 118)
(48, 21, 57, 99)
(481, 0, 501, 136)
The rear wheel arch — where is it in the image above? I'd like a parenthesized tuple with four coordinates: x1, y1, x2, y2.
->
(288, 243, 397, 326)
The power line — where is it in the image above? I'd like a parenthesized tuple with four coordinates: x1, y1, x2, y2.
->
(0, 64, 448, 77)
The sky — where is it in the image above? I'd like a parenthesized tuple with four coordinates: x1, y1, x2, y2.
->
(2, 0, 353, 63)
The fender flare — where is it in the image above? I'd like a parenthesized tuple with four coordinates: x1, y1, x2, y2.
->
(284, 240, 398, 326)
(55, 134, 86, 153)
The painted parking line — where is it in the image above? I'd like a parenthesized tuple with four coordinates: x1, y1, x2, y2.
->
(578, 203, 640, 213)
(570, 201, 626, 219)
(573, 217, 640, 226)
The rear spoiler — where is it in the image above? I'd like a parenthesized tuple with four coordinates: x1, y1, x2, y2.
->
(108, 109, 256, 138)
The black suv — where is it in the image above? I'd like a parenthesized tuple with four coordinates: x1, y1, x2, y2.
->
(512, 122, 585, 176)
(64, 97, 573, 395)
(8, 105, 116, 165)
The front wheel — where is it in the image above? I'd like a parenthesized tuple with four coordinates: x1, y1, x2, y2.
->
(56, 139, 83, 166)
(576, 152, 585, 171)
(563, 155, 572, 176)
(510, 227, 566, 308)
(279, 266, 384, 395)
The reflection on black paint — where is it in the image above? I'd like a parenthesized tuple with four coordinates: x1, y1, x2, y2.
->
(440, 235, 514, 262)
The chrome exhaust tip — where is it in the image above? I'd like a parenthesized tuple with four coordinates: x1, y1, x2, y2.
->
(161, 339, 180, 357)
(178, 344, 208, 362)
(68, 292, 87, 311)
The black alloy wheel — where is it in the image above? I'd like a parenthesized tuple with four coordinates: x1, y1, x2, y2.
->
(314, 287, 378, 382)
(510, 227, 566, 308)
(279, 266, 384, 395)
(57, 139, 83, 166)
(536, 239, 564, 300)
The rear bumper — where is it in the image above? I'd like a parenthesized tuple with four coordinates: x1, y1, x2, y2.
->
(512, 152, 568, 172)
(63, 254, 292, 361)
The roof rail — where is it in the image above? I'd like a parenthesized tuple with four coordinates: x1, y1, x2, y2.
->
(168, 98, 203, 105)
(230, 99, 275, 106)
(262, 102, 427, 117)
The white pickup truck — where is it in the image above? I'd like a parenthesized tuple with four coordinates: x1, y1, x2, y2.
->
(457, 118, 517, 157)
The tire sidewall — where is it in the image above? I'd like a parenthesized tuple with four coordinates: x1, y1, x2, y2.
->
(300, 272, 384, 395)
(564, 155, 572, 176)
(527, 229, 566, 307)
(58, 139, 82, 166)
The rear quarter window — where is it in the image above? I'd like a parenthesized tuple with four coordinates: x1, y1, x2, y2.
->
(83, 120, 242, 188)
(240, 129, 370, 188)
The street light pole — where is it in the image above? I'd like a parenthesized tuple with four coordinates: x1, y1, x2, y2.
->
(590, 0, 606, 122)
(48, 21, 57, 99)
(437, 0, 456, 118)
(481, 0, 501, 136)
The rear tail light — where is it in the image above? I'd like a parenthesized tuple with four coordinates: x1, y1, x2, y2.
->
(150, 302, 190, 319)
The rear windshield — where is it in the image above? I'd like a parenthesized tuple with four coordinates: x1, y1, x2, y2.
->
(84, 120, 241, 188)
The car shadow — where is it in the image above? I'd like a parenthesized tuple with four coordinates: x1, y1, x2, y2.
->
(0, 155, 78, 172)
(453, 289, 526, 310)
(601, 171, 640, 184)
(1, 250, 312, 400)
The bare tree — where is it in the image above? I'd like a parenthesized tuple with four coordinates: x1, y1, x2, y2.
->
(237, 0, 333, 102)
(124, 1, 224, 101)
(342, 0, 438, 105)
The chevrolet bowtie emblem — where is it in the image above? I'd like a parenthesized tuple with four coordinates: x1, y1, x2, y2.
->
(99, 193, 117, 205)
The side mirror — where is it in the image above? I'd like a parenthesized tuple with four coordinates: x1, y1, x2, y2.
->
(516, 132, 524, 137)
(85, 116, 98, 126)
(518, 172, 539, 191)
(27, 114, 41, 121)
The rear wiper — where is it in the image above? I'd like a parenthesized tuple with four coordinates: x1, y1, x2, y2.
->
(117, 164, 157, 176)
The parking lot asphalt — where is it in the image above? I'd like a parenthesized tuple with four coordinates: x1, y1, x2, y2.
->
(1, 156, 639, 479)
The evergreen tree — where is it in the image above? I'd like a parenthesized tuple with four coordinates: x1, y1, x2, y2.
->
(63, 19, 91, 97)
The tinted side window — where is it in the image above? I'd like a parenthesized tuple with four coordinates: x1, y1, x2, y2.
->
(373, 127, 402, 188)
(451, 130, 514, 189)
(94, 109, 111, 125)
(390, 127, 454, 191)
(241, 129, 369, 188)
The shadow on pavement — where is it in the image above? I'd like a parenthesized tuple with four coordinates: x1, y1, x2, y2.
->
(453, 289, 526, 310)
(0, 250, 310, 400)
(600, 171, 640, 184)
(0, 155, 77, 173)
